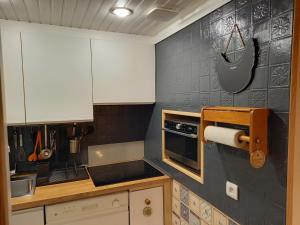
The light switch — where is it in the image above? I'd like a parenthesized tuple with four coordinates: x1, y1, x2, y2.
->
(226, 181, 238, 200)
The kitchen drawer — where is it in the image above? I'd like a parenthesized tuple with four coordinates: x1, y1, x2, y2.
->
(12, 207, 44, 225)
(130, 186, 164, 225)
(172, 197, 180, 216)
(213, 209, 228, 225)
(189, 191, 201, 214)
(173, 180, 180, 200)
(172, 213, 181, 225)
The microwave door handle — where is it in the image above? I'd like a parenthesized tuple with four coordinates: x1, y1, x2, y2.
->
(163, 128, 198, 139)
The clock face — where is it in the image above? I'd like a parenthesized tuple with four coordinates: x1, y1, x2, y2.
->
(200, 201, 212, 224)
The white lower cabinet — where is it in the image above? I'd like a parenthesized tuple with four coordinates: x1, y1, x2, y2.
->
(129, 187, 164, 225)
(11, 207, 44, 225)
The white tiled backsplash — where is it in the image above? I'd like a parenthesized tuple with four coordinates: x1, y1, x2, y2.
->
(172, 180, 240, 225)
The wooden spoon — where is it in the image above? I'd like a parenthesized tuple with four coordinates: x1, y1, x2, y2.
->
(28, 129, 41, 162)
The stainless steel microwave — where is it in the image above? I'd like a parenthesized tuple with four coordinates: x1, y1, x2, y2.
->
(163, 119, 200, 172)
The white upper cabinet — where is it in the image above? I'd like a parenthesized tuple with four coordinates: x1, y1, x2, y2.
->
(91, 38, 155, 104)
(0, 30, 26, 124)
(21, 32, 93, 123)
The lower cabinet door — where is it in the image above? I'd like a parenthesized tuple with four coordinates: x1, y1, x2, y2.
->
(12, 207, 44, 225)
(129, 186, 164, 225)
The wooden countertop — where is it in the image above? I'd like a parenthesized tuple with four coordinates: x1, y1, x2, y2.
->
(11, 175, 171, 211)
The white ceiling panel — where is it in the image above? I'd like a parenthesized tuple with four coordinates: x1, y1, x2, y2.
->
(0, 0, 221, 36)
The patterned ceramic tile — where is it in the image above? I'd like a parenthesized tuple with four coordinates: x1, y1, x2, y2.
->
(181, 218, 189, 225)
(200, 201, 212, 224)
(190, 211, 201, 225)
(213, 209, 228, 225)
(270, 63, 290, 87)
(252, 0, 270, 23)
(180, 203, 190, 222)
(180, 185, 190, 206)
(271, 11, 293, 40)
(228, 219, 239, 225)
(172, 213, 181, 225)
(189, 191, 201, 214)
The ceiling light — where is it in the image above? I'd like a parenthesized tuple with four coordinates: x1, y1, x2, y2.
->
(110, 7, 133, 17)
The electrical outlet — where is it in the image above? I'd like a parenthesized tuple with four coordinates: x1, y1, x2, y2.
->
(226, 181, 238, 200)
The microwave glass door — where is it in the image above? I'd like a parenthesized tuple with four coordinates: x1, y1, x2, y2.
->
(165, 131, 198, 162)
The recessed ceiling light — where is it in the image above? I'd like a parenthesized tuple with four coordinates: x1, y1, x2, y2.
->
(110, 7, 133, 17)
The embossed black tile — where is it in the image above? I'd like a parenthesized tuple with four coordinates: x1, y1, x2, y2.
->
(210, 91, 221, 105)
(271, 11, 293, 39)
(257, 43, 270, 67)
(200, 23, 211, 41)
(150, 1, 293, 225)
(234, 90, 249, 106)
(236, 4, 252, 29)
(271, 0, 293, 17)
(200, 76, 210, 92)
(268, 88, 290, 111)
(221, 1, 236, 15)
(210, 18, 224, 37)
(251, 66, 269, 89)
(191, 92, 210, 109)
(252, 0, 270, 23)
(264, 204, 286, 225)
(236, 0, 251, 9)
(175, 93, 193, 110)
(200, 59, 210, 76)
(253, 19, 271, 44)
(222, 34, 235, 53)
(269, 63, 290, 87)
(270, 37, 292, 65)
(211, 38, 223, 53)
(210, 74, 221, 91)
(210, 8, 223, 22)
(235, 27, 253, 50)
(249, 90, 267, 107)
(223, 13, 236, 35)
(234, 49, 245, 61)
(221, 91, 234, 106)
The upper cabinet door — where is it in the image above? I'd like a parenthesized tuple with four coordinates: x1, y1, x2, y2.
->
(0, 30, 26, 124)
(21, 32, 93, 123)
(91, 39, 155, 104)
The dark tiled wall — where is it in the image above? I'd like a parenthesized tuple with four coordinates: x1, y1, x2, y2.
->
(80, 105, 154, 163)
(145, 0, 293, 224)
(9, 105, 153, 169)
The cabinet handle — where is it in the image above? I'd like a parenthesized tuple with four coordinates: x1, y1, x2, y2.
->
(143, 207, 152, 216)
(145, 198, 151, 205)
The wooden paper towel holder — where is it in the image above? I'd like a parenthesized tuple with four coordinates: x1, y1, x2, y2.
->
(200, 106, 270, 168)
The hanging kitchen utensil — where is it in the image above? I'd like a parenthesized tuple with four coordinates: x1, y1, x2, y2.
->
(13, 129, 18, 150)
(18, 131, 26, 161)
(28, 129, 42, 162)
(38, 125, 53, 160)
(216, 24, 257, 93)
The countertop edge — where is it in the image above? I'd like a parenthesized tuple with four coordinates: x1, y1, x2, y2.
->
(11, 175, 171, 211)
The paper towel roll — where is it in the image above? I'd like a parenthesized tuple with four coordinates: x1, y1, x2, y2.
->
(204, 126, 247, 149)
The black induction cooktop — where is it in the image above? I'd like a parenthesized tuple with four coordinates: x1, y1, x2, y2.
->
(88, 160, 164, 187)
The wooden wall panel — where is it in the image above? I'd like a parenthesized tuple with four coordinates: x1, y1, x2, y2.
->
(0, 72, 10, 224)
(287, 0, 300, 223)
